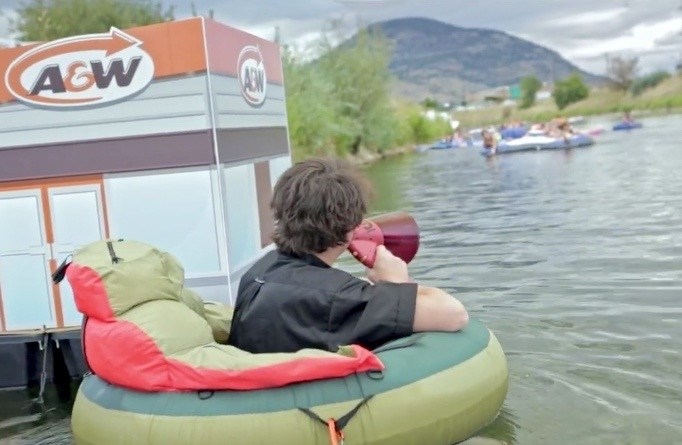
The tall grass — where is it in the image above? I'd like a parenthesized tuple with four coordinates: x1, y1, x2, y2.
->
(452, 75, 682, 130)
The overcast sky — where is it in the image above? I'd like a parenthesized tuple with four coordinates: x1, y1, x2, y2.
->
(1, 0, 681, 74)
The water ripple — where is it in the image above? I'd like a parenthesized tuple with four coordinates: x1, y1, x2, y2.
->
(4, 116, 682, 445)
(365, 115, 682, 444)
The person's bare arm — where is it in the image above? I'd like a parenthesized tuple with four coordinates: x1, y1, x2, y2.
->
(366, 245, 411, 284)
(413, 286, 469, 332)
(366, 245, 469, 332)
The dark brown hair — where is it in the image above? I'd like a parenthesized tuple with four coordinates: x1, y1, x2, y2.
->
(271, 157, 371, 255)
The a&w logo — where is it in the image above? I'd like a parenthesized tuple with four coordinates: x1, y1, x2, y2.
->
(5, 27, 154, 108)
(237, 45, 266, 107)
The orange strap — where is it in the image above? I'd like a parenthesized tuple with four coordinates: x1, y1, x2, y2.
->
(327, 419, 344, 445)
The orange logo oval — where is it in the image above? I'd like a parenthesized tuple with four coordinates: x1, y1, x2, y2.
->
(238, 45, 267, 107)
(4, 27, 155, 108)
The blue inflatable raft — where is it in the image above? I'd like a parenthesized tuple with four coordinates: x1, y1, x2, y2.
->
(430, 139, 466, 150)
(481, 133, 594, 157)
(613, 121, 642, 131)
(500, 126, 528, 140)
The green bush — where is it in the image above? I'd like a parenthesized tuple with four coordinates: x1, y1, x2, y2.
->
(630, 71, 671, 96)
(519, 75, 542, 109)
(553, 73, 589, 110)
(283, 50, 339, 160)
(283, 20, 455, 159)
(313, 23, 398, 155)
(404, 108, 450, 143)
(421, 97, 439, 109)
(14, 0, 173, 41)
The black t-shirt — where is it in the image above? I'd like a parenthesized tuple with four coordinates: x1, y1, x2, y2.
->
(228, 250, 418, 353)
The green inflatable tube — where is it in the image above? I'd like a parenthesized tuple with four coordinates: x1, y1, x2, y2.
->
(72, 319, 508, 445)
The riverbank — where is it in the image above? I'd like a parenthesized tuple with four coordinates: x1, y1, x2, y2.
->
(4, 115, 682, 445)
(455, 75, 682, 129)
(346, 143, 419, 165)
(302, 75, 682, 164)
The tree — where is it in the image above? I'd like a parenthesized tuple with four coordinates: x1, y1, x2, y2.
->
(13, 0, 173, 41)
(284, 19, 447, 159)
(282, 46, 339, 160)
(519, 75, 542, 109)
(315, 20, 397, 154)
(553, 73, 589, 110)
(607, 56, 639, 91)
(421, 97, 439, 109)
(190, 1, 214, 19)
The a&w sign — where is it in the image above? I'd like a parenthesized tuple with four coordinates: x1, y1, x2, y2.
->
(4, 27, 154, 108)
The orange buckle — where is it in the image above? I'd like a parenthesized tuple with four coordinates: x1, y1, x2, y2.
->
(327, 418, 344, 445)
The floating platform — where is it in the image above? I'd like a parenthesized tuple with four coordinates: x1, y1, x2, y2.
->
(0, 328, 86, 389)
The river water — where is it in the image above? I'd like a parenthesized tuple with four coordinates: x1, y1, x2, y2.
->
(1, 114, 681, 444)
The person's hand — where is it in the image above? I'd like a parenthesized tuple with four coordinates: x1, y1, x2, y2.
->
(366, 245, 410, 283)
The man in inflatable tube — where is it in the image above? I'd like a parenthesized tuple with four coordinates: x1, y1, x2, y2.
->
(228, 158, 469, 354)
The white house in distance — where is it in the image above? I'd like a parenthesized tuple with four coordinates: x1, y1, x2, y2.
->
(0, 18, 291, 387)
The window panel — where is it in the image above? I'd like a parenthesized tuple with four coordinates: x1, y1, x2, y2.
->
(222, 163, 260, 271)
(106, 169, 222, 275)
(269, 155, 292, 190)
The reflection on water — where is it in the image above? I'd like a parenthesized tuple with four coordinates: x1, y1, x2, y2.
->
(363, 114, 682, 444)
(362, 152, 416, 214)
(2, 115, 682, 444)
(472, 406, 519, 444)
(0, 382, 77, 444)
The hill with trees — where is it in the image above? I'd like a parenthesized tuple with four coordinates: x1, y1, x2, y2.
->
(363, 17, 604, 102)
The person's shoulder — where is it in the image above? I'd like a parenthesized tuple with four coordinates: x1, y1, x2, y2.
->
(297, 264, 359, 292)
(279, 259, 361, 292)
(251, 249, 277, 266)
(247, 250, 339, 278)
(242, 250, 278, 278)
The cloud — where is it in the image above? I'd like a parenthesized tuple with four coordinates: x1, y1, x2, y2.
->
(213, 13, 330, 45)
(0, 8, 18, 41)
(187, 0, 340, 26)
(548, 7, 627, 27)
(1, 0, 680, 72)
(567, 17, 682, 57)
(207, 0, 681, 73)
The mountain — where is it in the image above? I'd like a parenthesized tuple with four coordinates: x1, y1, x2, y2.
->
(364, 17, 604, 102)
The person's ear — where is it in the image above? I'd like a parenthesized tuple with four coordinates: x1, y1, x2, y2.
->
(346, 231, 354, 243)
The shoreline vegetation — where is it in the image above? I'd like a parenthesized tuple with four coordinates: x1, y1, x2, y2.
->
(282, 21, 682, 164)
(454, 75, 682, 132)
(282, 22, 452, 164)
(349, 75, 682, 166)
(7, 1, 681, 165)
